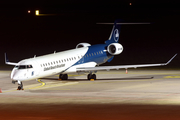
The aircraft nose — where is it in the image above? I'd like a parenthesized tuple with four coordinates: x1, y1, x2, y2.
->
(11, 69, 18, 80)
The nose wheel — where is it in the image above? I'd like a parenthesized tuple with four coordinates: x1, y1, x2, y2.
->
(15, 81, 24, 90)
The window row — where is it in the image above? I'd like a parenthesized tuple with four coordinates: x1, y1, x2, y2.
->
(41, 56, 80, 67)
(40, 50, 104, 67)
(83, 51, 103, 58)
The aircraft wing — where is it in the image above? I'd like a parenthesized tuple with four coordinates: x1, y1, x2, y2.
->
(76, 54, 177, 72)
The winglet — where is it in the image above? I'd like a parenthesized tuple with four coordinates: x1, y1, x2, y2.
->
(5, 53, 9, 64)
(5, 53, 18, 66)
(164, 54, 177, 65)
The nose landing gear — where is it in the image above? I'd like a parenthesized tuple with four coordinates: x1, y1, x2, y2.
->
(17, 82, 24, 90)
(12, 80, 24, 90)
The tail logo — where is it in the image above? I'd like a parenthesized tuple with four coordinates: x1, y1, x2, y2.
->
(114, 29, 119, 42)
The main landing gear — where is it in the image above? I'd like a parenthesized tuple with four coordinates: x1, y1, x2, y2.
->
(12, 80, 24, 90)
(59, 74, 68, 80)
(87, 73, 96, 80)
(59, 73, 97, 80)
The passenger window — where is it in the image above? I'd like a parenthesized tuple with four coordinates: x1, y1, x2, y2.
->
(94, 53, 96, 55)
(56, 61, 58, 63)
(48, 63, 50, 65)
(64, 59, 66, 62)
(51, 62, 53, 65)
(59, 60, 61, 63)
(74, 57, 76, 60)
(61, 60, 63, 62)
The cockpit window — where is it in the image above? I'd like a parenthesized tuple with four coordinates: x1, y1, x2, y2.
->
(18, 65, 26, 69)
(27, 65, 33, 68)
(15, 65, 33, 69)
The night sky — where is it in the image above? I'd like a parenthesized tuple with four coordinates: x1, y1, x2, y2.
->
(0, 1, 179, 69)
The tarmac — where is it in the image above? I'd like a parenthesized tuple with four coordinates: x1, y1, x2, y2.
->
(0, 69, 180, 120)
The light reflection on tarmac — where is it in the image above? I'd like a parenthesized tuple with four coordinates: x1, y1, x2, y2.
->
(0, 69, 180, 120)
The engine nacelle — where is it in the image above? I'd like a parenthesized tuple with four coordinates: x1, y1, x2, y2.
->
(76, 43, 91, 49)
(107, 43, 123, 55)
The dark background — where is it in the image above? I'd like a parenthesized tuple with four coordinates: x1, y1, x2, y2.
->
(0, 1, 179, 69)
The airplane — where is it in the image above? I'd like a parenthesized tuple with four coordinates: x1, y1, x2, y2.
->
(5, 20, 177, 90)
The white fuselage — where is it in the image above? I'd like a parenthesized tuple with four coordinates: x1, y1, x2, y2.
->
(11, 47, 97, 81)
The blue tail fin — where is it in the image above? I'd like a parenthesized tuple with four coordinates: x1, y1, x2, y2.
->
(105, 20, 121, 45)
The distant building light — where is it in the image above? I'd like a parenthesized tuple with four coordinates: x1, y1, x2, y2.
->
(35, 10, 39, 15)
(129, 3, 132, 5)
(28, 10, 31, 13)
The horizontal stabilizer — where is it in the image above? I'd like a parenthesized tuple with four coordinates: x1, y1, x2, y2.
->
(97, 23, 151, 25)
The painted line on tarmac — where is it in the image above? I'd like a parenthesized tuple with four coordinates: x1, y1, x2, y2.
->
(2, 89, 17, 93)
(32, 82, 79, 90)
(27, 79, 46, 89)
(2, 79, 45, 93)
(164, 76, 180, 78)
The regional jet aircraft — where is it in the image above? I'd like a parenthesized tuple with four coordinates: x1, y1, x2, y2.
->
(5, 20, 177, 90)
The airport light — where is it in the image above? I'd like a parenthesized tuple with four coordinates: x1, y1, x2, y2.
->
(28, 10, 31, 13)
(129, 3, 132, 5)
(35, 10, 39, 15)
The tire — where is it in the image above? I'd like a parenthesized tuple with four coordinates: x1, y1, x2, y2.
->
(87, 74, 91, 80)
(92, 74, 96, 80)
(63, 74, 68, 80)
(59, 74, 63, 79)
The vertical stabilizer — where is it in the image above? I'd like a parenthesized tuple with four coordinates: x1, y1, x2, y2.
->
(105, 20, 121, 45)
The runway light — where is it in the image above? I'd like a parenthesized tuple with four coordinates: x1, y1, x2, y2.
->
(28, 10, 31, 13)
(129, 3, 132, 5)
(35, 10, 39, 15)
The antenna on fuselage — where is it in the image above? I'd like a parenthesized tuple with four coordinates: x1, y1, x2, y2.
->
(54, 51, 56, 54)
(34, 55, 36, 58)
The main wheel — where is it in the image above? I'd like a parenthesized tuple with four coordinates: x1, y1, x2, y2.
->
(87, 74, 91, 80)
(59, 74, 63, 79)
(92, 74, 96, 80)
(59, 74, 68, 80)
(63, 74, 68, 80)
